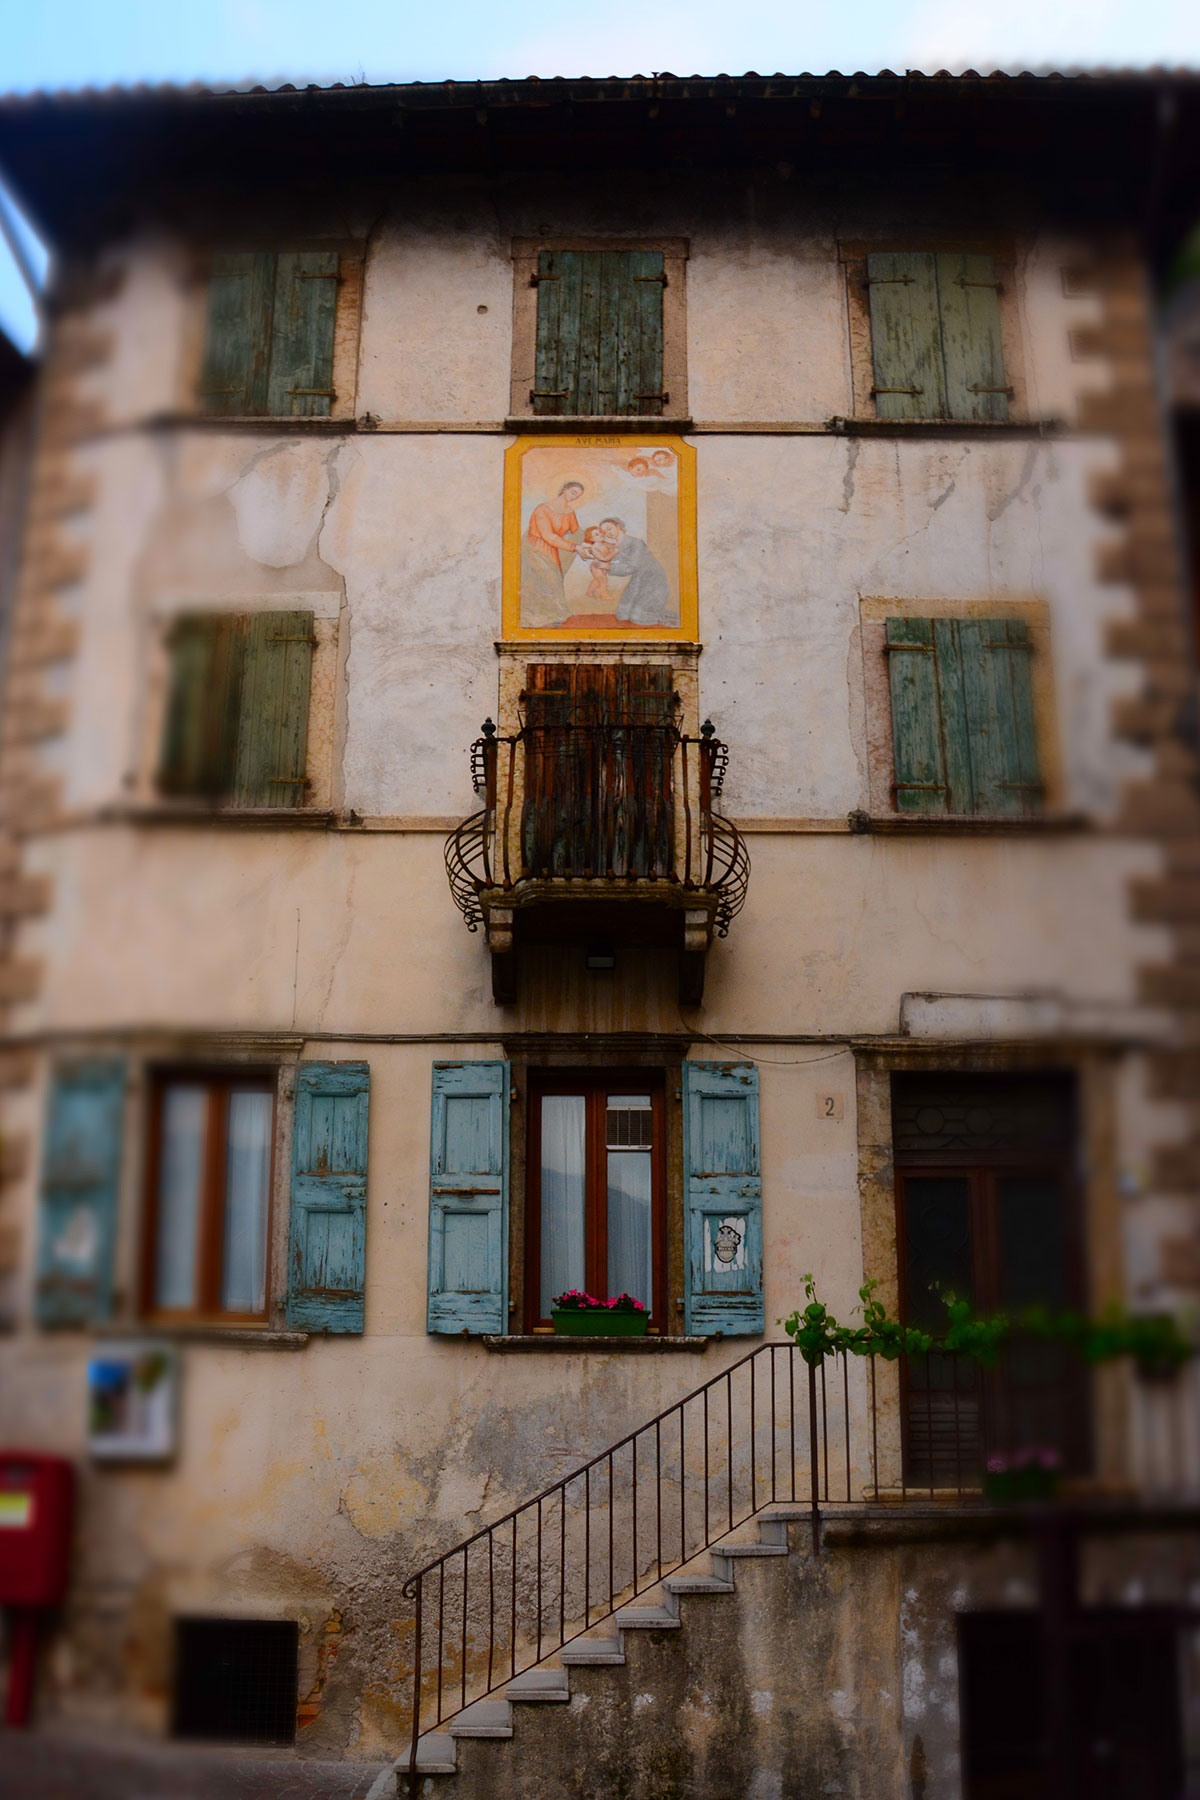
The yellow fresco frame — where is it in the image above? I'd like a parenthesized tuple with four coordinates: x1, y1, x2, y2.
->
(502, 433, 698, 641)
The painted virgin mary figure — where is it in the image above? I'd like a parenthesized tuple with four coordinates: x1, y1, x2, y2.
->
(521, 480, 585, 627)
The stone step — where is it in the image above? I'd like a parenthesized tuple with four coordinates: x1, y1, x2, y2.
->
(449, 1698, 513, 1739)
(712, 1542, 790, 1558)
(414, 1732, 458, 1774)
(505, 1667, 571, 1702)
(614, 1605, 681, 1631)
(561, 1636, 626, 1666)
(664, 1572, 736, 1598)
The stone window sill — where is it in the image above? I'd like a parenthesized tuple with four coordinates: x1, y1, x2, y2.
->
(92, 1322, 309, 1348)
(859, 811, 1088, 836)
(482, 1334, 711, 1353)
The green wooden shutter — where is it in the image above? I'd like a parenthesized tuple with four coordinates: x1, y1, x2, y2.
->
(683, 1062, 763, 1338)
(234, 611, 315, 808)
(198, 253, 275, 416)
(427, 1062, 509, 1336)
(534, 250, 665, 417)
(936, 253, 1008, 422)
(158, 614, 246, 800)
(285, 1062, 369, 1333)
(867, 251, 945, 420)
(267, 251, 339, 418)
(886, 617, 950, 813)
(957, 618, 1041, 814)
(35, 1061, 125, 1327)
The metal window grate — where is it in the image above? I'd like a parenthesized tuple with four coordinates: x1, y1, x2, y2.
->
(171, 1618, 298, 1745)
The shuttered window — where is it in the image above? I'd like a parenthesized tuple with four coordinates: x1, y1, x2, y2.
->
(886, 616, 1042, 815)
(36, 1061, 126, 1327)
(532, 250, 666, 417)
(158, 611, 314, 808)
(198, 251, 339, 417)
(867, 251, 1009, 421)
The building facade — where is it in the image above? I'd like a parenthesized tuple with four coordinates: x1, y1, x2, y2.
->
(1, 72, 1199, 1796)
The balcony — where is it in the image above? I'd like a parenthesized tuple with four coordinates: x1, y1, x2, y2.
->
(445, 715, 749, 1003)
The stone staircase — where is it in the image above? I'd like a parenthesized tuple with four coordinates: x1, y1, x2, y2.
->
(379, 1506, 814, 1800)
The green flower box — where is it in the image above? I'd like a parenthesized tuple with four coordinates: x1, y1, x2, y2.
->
(551, 1309, 649, 1337)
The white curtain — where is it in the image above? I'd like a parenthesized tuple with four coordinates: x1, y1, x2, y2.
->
(606, 1150, 652, 1306)
(540, 1095, 586, 1316)
(155, 1085, 207, 1309)
(222, 1090, 273, 1313)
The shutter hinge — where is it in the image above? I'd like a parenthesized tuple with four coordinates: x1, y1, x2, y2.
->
(530, 272, 559, 285)
(530, 389, 569, 400)
(954, 276, 1003, 292)
(266, 634, 318, 644)
(297, 271, 343, 283)
(872, 385, 923, 396)
(982, 638, 1031, 649)
(288, 388, 336, 398)
(967, 385, 1014, 397)
(634, 272, 669, 286)
(892, 782, 948, 793)
(883, 641, 933, 654)
(866, 275, 915, 285)
(636, 392, 669, 403)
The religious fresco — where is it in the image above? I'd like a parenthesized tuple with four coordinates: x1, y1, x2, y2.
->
(502, 435, 697, 640)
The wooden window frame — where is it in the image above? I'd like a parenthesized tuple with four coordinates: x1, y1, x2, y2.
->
(140, 1068, 278, 1324)
(509, 237, 689, 423)
(182, 242, 363, 422)
(839, 238, 1027, 422)
(894, 1137, 1091, 1477)
(524, 1068, 669, 1334)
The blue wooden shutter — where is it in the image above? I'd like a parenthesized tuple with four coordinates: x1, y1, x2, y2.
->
(427, 1062, 509, 1336)
(35, 1061, 125, 1327)
(867, 251, 945, 420)
(682, 1062, 763, 1337)
(285, 1062, 369, 1333)
(198, 252, 275, 415)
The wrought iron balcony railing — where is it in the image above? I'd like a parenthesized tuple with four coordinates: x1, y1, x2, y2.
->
(445, 717, 749, 1001)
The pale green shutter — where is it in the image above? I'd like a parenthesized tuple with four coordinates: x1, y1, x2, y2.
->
(867, 252, 945, 419)
(886, 617, 948, 813)
(198, 253, 275, 416)
(286, 1062, 369, 1333)
(266, 251, 340, 417)
(936, 253, 1009, 422)
(157, 614, 246, 800)
(427, 1062, 509, 1336)
(958, 618, 1042, 814)
(234, 611, 315, 808)
(533, 250, 665, 417)
(682, 1062, 763, 1338)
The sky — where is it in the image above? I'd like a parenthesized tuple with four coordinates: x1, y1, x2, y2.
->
(1, 0, 1199, 352)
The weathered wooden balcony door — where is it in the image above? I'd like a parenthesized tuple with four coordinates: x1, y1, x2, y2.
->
(521, 664, 677, 879)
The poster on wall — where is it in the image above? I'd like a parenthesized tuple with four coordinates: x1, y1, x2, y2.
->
(502, 434, 697, 640)
(85, 1343, 177, 1462)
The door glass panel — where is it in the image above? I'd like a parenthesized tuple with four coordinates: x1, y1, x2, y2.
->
(606, 1096, 653, 1307)
(902, 1174, 978, 1482)
(995, 1172, 1081, 1463)
(154, 1085, 208, 1309)
(221, 1089, 273, 1313)
(540, 1095, 586, 1316)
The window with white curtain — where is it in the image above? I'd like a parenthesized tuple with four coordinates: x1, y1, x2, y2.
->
(145, 1072, 275, 1320)
(525, 1072, 665, 1332)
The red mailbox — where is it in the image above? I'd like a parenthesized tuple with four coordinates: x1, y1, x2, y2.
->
(0, 1451, 75, 1725)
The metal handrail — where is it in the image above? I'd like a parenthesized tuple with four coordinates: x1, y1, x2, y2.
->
(444, 718, 750, 927)
(400, 1342, 854, 1791)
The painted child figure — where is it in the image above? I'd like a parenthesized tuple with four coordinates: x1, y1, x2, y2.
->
(581, 524, 620, 604)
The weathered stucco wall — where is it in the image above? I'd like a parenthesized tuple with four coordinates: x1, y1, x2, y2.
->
(0, 174, 1185, 1766)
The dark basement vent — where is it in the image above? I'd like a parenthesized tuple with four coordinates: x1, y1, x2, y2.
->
(172, 1617, 298, 1745)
